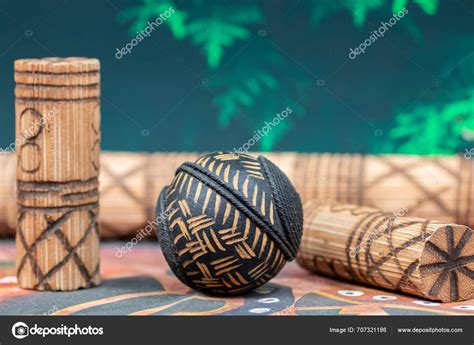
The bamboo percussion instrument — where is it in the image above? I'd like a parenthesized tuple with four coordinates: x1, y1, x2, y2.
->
(15, 58, 101, 290)
(297, 201, 474, 302)
(0, 152, 472, 238)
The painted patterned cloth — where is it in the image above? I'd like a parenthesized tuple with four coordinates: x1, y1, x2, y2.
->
(0, 240, 473, 315)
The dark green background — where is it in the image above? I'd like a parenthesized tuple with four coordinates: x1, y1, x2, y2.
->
(0, 0, 472, 154)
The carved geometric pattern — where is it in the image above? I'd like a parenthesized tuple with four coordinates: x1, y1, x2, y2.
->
(366, 157, 454, 219)
(101, 162, 148, 208)
(14, 58, 101, 291)
(299, 203, 474, 302)
(323, 205, 431, 292)
(99, 158, 153, 237)
(293, 154, 473, 226)
(16, 204, 99, 290)
(419, 225, 474, 301)
(101, 160, 150, 211)
(162, 153, 286, 294)
(342, 205, 432, 294)
(18, 107, 46, 174)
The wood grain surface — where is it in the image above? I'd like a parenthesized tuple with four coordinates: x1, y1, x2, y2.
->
(297, 201, 474, 302)
(1, 152, 472, 239)
(15, 57, 101, 291)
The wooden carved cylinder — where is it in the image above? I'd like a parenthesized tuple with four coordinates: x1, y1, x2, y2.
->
(290, 153, 474, 228)
(15, 57, 101, 290)
(0, 153, 473, 239)
(297, 201, 474, 302)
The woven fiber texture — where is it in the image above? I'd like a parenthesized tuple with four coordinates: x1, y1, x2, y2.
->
(156, 152, 303, 295)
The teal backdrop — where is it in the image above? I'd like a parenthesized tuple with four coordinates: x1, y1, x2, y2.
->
(0, 0, 472, 154)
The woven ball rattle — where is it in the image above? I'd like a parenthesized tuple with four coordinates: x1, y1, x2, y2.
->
(155, 152, 303, 295)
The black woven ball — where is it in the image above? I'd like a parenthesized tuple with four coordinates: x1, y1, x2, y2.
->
(156, 152, 303, 295)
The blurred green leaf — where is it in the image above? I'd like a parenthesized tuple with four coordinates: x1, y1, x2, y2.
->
(208, 40, 311, 150)
(308, 0, 384, 27)
(117, 0, 449, 153)
(387, 95, 474, 154)
(386, 49, 473, 154)
(208, 42, 281, 127)
(185, 5, 263, 68)
(308, 0, 438, 28)
(414, 0, 439, 15)
(394, 0, 439, 15)
(392, 0, 408, 12)
(118, 0, 187, 39)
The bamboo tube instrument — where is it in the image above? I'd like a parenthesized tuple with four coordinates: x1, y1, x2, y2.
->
(297, 201, 474, 302)
(15, 58, 101, 290)
(0, 152, 472, 238)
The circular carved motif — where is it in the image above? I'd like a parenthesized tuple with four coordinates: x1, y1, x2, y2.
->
(19, 143, 41, 173)
(19, 108, 44, 140)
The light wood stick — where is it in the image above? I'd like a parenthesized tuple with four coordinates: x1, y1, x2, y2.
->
(0, 153, 472, 239)
(297, 201, 474, 302)
(291, 153, 473, 227)
(15, 57, 101, 290)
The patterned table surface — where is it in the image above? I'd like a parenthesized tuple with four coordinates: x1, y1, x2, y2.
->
(1, 240, 473, 316)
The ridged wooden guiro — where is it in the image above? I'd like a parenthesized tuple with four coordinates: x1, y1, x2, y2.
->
(297, 201, 474, 302)
(156, 152, 303, 295)
(0, 152, 472, 239)
(15, 57, 101, 291)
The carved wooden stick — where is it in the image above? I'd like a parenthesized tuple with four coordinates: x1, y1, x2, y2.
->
(15, 57, 101, 290)
(0, 153, 472, 239)
(297, 201, 474, 302)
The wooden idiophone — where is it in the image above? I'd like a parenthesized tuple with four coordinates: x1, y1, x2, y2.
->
(15, 58, 101, 290)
